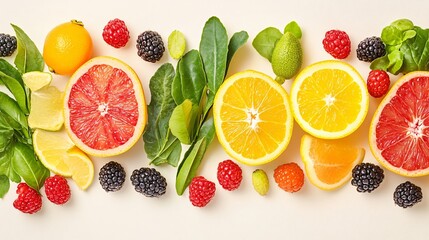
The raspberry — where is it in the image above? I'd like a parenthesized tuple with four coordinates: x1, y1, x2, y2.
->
(274, 162, 304, 193)
(44, 175, 71, 205)
(189, 176, 216, 207)
(217, 160, 242, 191)
(102, 18, 130, 48)
(322, 30, 351, 59)
(367, 70, 390, 98)
(13, 183, 42, 214)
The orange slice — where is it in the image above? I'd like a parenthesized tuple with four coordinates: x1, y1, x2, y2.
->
(213, 70, 294, 165)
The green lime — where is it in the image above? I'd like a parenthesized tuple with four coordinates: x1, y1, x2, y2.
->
(168, 30, 186, 60)
(271, 32, 303, 84)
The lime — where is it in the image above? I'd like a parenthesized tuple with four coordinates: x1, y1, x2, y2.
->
(271, 32, 303, 84)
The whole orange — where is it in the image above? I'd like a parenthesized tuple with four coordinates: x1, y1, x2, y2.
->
(43, 20, 93, 75)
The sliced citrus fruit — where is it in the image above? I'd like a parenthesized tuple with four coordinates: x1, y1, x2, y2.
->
(64, 56, 147, 157)
(33, 128, 94, 189)
(369, 71, 429, 177)
(290, 60, 369, 139)
(28, 86, 64, 131)
(213, 70, 294, 165)
(22, 71, 52, 92)
(300, 134, 365, 190)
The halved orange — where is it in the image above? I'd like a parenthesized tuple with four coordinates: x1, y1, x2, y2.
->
(213, 70, 294, 165)
(64, 56, 147, 157)
(300, 134, 365, 190)
(290, 60, 369, 139)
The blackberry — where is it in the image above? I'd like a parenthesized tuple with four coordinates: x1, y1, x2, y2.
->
(356, 36, 386, 62)
(351, 163, 384, 193)
(99, 161, 126, 192)
(130, 167, 167, 197)
(393, 181, 423, 208)
(0, 33, 17, 57)
(136, 31, 165, 62)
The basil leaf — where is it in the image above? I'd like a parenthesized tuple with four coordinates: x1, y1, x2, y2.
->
(0, 141, 21, 183)
(11, 24, 44, 74)
(176, 117, 215, 195)
(0, 92, 29, 134)
(252, 27, 283, 61)
(199, 16, 228, 96)
(171, 50, 207, 105)
(0, 175, 9, 198)
(226, 31, 249, 73)
(12, 142, 49, 190)
(169, 99, 199, 145)
(284, 21, 302, 39)
(0, 72, 28, 114)
(143, 63, 181, 166)
(0, 59, 24, 86)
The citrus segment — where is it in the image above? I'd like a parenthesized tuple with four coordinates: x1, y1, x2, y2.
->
(64, 56, 147, 157)
(213, 70, 293, 165)
(64, 147, 94, 190)
(22, 71, 52, 92)
(300, 134, 365, 190)
(28, 86, 64, 131)
(369, 71, 429, 177)
(290, 60, 369, 139)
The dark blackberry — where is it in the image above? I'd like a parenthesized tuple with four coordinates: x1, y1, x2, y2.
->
(351, 163, 384, 193)
(130, 167, 167, 197)
(356, 36, 386, 62)
(99, 161, 126, 192)
(393, 181, 423, 208)
(136, 31, 165, 62)
(0, 33, 17, 57)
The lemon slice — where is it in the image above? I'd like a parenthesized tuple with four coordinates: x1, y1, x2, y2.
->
(213, 70, 294, 165)
(300, 134, 365, 190)
(290, 60, 369, 139)
(64, 147, 94, 190)
(28, 86, 64, 131)
(22, 71, 52, 92)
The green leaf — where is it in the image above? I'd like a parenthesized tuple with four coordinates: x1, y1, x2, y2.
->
(171, 50, 207, 105)
(0, 92, 29, 134)
(169, 99, 199, 145)
(176, 117, 215, 195)
(284, 21, 302, 39)
(143, 63, 181, 166)
(226, 31, 249, 73)
(381, 25, 404, 46)
(199, 16, 228, 95)
(0, 72, 29, 114)
(370, 55, 390, 70)
(168, 30, 186, 60)
(11, 24, 44, 74)
(387, 50, 404, 74)
(0, 175, 9, 198)
(403, 30, 416, 42)
(391, 19, 414, 31)
(0, 141, 21, 183)
(12, 142, 49, 191)
(0, 59, 24, 86)
(400, 26, 429, 73)
(252, 27, 282, 61)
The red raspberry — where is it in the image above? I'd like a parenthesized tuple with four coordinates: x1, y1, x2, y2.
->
(367, 70, 390, 98)
(13, 183, 42, 214)
(217, 160, 242, 191)
(322, 30, 351, 59)
(189, 176, 216, 207)
(102, 18, 130, 48)
(44, 175, 71, 205)
(274, 162, 304, 193)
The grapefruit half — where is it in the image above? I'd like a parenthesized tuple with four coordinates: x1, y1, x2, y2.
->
(64, 56, 147, 157)
(369, 71, 429, 177)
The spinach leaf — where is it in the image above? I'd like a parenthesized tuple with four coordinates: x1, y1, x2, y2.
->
(252, 27, 282, 61)
(0, 59, 24, 86)
(0, 92, 29, 135)
(0, 142, 21, 183)
(401, 26, 429, 72)
(11, 24, 44, 74)
(143, 63, 182, 166)
(226, 31, 249, 73)
(171, 50, 207, 105)
(169, 99, 199, 145)
(176, 117, 215, 195)
(0, 175, 9, 198)
(12, 142, 49, 190)
(0, 72, 28, 114)
(199, 16, 228, 96)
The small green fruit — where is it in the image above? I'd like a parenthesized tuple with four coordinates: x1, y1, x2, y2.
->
(271, 32, 303, 84)
(252, 169, 269, 196)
